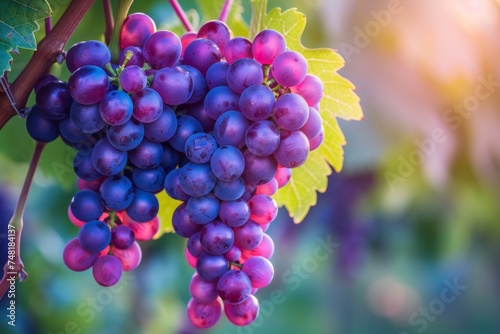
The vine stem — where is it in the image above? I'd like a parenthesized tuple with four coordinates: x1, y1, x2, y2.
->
(0, 141, 45, 300)
(102, 0, 114, 45)
(0, 0, 96, 131)
(168, 0, 194, 32)
(108, 0, 134, 62)
(219, 0, 233, 22)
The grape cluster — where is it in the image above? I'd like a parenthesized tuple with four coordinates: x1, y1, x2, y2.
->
(25, 12, 324, 328)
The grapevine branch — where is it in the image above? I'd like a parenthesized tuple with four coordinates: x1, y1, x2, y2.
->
(0, 142, 45, 300)
(103, 0, 114, 45)
(169, 0, 194, 32)
(0, 0, 96, 131)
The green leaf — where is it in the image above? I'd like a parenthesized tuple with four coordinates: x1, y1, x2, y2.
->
(250, 0, 363, 223)
(0, 0, 52, 75)
(154, 186, 181, 238)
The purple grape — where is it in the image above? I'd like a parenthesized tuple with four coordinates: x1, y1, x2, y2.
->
(271, 50, 308, 87)
(62, 238, 99, 271)
(186, 297, 222, 329)
(241, 233, 274, 261)
(111, 225, 135, 249)
(204, 86, 240, 120)
(78, 220, 111, 253)
(248, 194, 278, 225)
(224, 294, 259, 326)
(73, 151, 101, 181)
(196, 252, 229, 282)
(99, 90, 133, 126)
(290, 74, 324, 106)
(59, 116, 88, 143)
(226, 58, 264, 94)
(120, 13, 156, 49)
(99, 174, 134, 211)
(210, 145, 245, 182)
(91, 138, 128, 175)
(219, 199, 250, 227)
(128, 139, 164, 169)
(239, 85, 275, 121)
(131, 88, 163, 123)
(132, 165, 166, 193)
(66, 40, 111, 72)
(92, 255, 123, 287)
(272, 93, 310, 130)
(242, 150, 278, 185)
(213, 111, 249, 148)
(183, 38, 222, 75)
(224, 245, 242, 262)
(245, 120, 280, 156)
(152, 66, 193, 105)
(309, 126, 324, 151)
(252, 29, 286, 65)
(125, 189, 159, 223)
(106, 118, 144, 151)
(179, 65, 206, 104)
(113, 241, 142, 271)
(187, 232, 204, 257)
(205, 62, 229, 89)
(200, 220, 234, 255)
(185, 132, 218, 164)
(26, 105, 60, 143)
(70, 101, 106, 134)
(273, 130, 310, 168)
(70, 189, 104, 222)
(161, 142, 180, 172)
(233, 220, 263, 250)
(189, 272, 219, 304)
(186, 193, 220, 225)
(300, 107, 323, 140)
(213, 177, 246, 201)
(217, 270, 252, 304)
(172, 202, 202, 238)
(197, 20, 231, 56)
(36, 81, 73, 120)
(34, 74, 58, 94)
(168, 114, 203, 152)
(179, 162, 216, 197)
(143, 30, 181, 69)
(68, 65, 109, 105)
(224, 37, 253, 64)
(119, 65, 147, 94)
(119, 46, 145, 67)
(164, 168, 190, 201)
(186, 101, 217, 132)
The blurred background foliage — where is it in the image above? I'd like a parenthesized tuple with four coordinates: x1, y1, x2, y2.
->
(0, 0, 499, 333)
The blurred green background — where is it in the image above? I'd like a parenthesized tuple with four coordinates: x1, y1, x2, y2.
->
(1, 0, 499, 333)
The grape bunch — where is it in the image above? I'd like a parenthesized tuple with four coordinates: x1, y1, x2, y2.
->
(25, 12, 324, 328)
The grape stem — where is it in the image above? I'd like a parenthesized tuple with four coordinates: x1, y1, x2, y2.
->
(102, 0, 115, 45)
(219, 0, 234, 22)
(231, 262, 243, 269)
(0, 141, 45, 300)
(168, 0, 194, 32)
(108, 0, 135, 62)
(45, 17, 52, 35)
(0, 0, 96, 130)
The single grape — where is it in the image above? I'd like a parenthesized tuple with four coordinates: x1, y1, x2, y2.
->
(62, 238, 99, 271)
(119, 46, 145, 67)
(59, 116, 88, 143)
(180, 31, 197, 57)
(273, 130, 310, 168)
(111, 225, 135, 250)
(210, 145, 245, 182)
(142, 105, 177, 143)
(183, 38, 222, 75)
(242, 150, 278, 185)
(217, 270, 252, 304)
(26, 106, 60, 143)
(143, 30, 181, 69)
(272, 93, 310, 130)
(224, 245, 242, 263)
(99, 90, 133, 126)
(252, 29, 286, 65)
(245, 120, 280, 157)
(213, 111, 249, 148)
(70, 101, 106, 134)
(106, 118, 145, 151)
(125, 189, 159, 223)
(219, 199, 250, 227)
(248, 194, 278, 225)
(78, 220, 111, 253)
(309, 126, 324, 151)
(185, 132, 218, 164)
(131, 88, 163, 123)
(275, 165, 292, 188)
(91, 138, 128, 176)
(271, 50, 308, 87)
(255, 178, 278, 196)
(240, 233, 274, 260)
(70, 189, 104, 222)
(68, 65, 109, 105)
(92, 255, 123, 287)
(197, 20, 231, 56)
(172, 202, 203, 238)
(200, 220, 234, 255)
(179, 162, 216, 197)
(242, 256, 274, 288)
(132, 165, 166, 193)
(187, 232, 204, 257)
(226, 58, 264, 94)
(66, 40, 111, 72)
(189, 272, 219, 304)
(290, 74, 324, 106)
(239, 85, 275, 121)
(300, 107, 323, 140)
(34, 74, 58, 94)
(112, 241, 142, 271)
(205, 62, 229, 89)
(196, 252, 229, 282)
(120, 13, 156, 49)
(168, 114, 203, 152)
(186, 297, 222, 329)
(224, 295, 259, 326)
(152, 66, 194, 105)
(186, 101, 216, 132)
(36, 81, 73, 120)
(99, 174, 135, 211)
(213, 177, 246, 201)
(204, 86, 240, 120)
(122, 214, 159, 241)
(128, 139, 164, 169)
(119, 65, 147, 94)
(73, 151, 101, 181)
(233, 220, 263, 250)
(224, 37, 253, 65)
(164, 168, 190, 201)
(179, 65, 206, 104)
(186, 194, 220, 225)
(161, 142, 180, 172)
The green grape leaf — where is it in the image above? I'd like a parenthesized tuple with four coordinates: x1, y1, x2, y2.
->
(250, 0, 363, 223)
(155, 190, 180, 238)
(0, 0, 52, 75)
(196, 0, 249, 37)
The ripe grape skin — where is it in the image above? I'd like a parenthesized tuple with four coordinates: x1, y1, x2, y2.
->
(164, 168, 190, 201)
(119, 65, 147, 94)
(106, 118, 144, 151)
(226, 58, 264, 94)
(26, 106, 60, 143)
(178, 162, 216, 197)
(73, 151, 101, 181)
(186, 297, 222, 329)
(233, 220, 264, 250)
(119, 46, 145, 67)
(68, 65, 109, 105)
(186, 193, 220, 225)
(239, 85, 275, 121)
(128, 139, 164, 169)
(66, 40, 111, 72)
(213, 111, 249, 148)
(99, 174, 135, 211)
(189, 272, 219, 304)
(70, 101, 106, 134)
(112, 241, 142, 271)
(36, 81, 73, 120)
(213, 177, 246, 201)
(271, 50, 308, 87)
(252, 29, 287, 65)
(184, 132, 218, 164)
(309, 126, 324, 151)
(200, 220, 234, 255)
(91, 138, 128, 176)
(240, 233, 275, 261)
(111, 225, 135, 250)
(125, 189, 159, 223)
(216, 270, 252, 304)
(224, 37, 253, 65)
(242, 150, 278, 186)
(196, 252, 229, 282)
(180, 31, 197, 57)
(273, 130, 310, 168)
(242, 256, 274, 288)
(152, 66, 194, 105)
(63, 238, 99, 272)
(204, 86, 241, 120)
(197, 20, 232, 57)
(132, 165, 166, 193)
(179, 65, 206, 104)
(78, 220, 111, 253)
(187, 232, 204, 257)
(143, 105, 177, 143)
(131, 88, 163, 123)
(224, 245, 242, 262)
(245, 120, 280, 157)
(92, 255, 123, 287)
(183, 38, 222, 76)
(219, 199, 250, 228)
(187, 101, 217, 132)
(70, 189, 104, 222)
(272, 93, 310, 131)
(248, 194, 278, 225)
(168, 114, 203, 152)
(275, 165, 292, 188)
(59, 116, 88, 143)
(300, 107, 323, 140)
(143, 30, 181, 69)
(255, 178, 278, 196)
(210, 145, 245, 182)
(34, 73, 58, 94)
(161, 142, 180, 172)
(172, 202, 203, 238)
(290, 74, 324, 106)
(120, 13, 156, 49)
(224, 294, 259, 326)
(122, 214, 159, 241)
(99, 90, 133, 126)
(205, 62, 229, 89)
